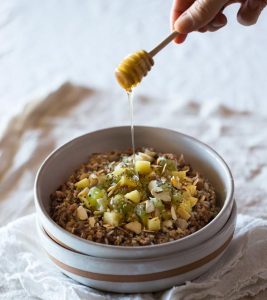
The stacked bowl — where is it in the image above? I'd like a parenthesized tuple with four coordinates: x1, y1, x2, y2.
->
(34, 126, 236, 293)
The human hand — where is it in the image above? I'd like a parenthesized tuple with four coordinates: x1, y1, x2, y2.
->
(171, 0, 267, 43)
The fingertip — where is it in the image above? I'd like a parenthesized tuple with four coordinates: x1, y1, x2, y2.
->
(237, 0, 262, 26)
(174, 33, 187, 44)
(211, 13, 227, 27)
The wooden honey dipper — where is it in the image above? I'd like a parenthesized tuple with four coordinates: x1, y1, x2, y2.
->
(115, 31, 179, 92)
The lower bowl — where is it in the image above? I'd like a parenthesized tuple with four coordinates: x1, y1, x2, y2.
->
(35, 126, 234, 259)
(37, 201, 237, 293)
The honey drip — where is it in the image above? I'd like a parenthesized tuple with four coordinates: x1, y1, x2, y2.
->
(127, 91, 135, 164)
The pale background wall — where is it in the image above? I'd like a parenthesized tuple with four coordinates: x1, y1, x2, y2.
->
(1, 0, 267, 135)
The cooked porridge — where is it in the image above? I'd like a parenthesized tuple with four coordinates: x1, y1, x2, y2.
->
(50, 148, 219, 246)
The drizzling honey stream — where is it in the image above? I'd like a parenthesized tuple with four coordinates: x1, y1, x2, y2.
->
(115, 31, 179, 160)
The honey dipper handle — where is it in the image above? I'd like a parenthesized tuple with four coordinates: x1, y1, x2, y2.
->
(149, 31, 179, 57)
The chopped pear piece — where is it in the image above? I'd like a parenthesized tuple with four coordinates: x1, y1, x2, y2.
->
(172, 171, 187, 180)
(119, 175, 138, 187)
(147, 217, 161, 231)
(177, 207, 191, 220)
(103, 211, 122, 226)
(171, 176, 182, 189)
(125, 190, 141, 203)
(181, 199, 193, 213)
(76, 206, 88, 220)
(135, 161, 152, 174)
(113, 165, 126, 176)
(75, 178, 89, 189)
(78, 187, 89, 202)
(189, 196, 198, 207)
(125, 221, 142, 234)
(186, 184, 197, 196)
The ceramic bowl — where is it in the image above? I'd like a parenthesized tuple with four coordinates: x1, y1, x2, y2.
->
(37, 201, 236, 293)
(35, 126, 234, 259)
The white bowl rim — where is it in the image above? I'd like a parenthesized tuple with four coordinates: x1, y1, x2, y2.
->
(34, 125, 234, 251)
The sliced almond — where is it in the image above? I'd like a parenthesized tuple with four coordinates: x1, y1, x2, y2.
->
(177, 218, 188, 229)
(171, 206, 177, 220)
(145, 200, 155, 213)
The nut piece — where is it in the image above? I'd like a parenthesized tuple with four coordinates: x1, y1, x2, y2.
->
(89, 173, 98, 187)
(145, 200, 155, 213)
(177, 218, 188, 229)
(171, 206, 177, 220)
(88, 216, 96, 227)
(77, 206, 88, 220)
(135, 152, 154, 162)
(162, 220, 173, 228)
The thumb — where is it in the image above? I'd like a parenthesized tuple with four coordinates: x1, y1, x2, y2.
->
(174, 0, 229, 33)
(237, 0, 267, 25)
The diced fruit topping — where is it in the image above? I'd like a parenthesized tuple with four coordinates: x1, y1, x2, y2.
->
(78, 187, 89, 202)
(125, 221, 142, 234)
(69, 148, 211, 239)
(125, 190, 141, 203)
(177, 207, 191, 220)
(75, 178, 90, 189)
(86, 187, 107, 210)
(147, 217, 161, 231)
(119, 175, 138, 187)
(135, 161, 152, 174)
(76, 206, 88, 220)
(103, 211, 122, 226)
(51, 147, 218, 247)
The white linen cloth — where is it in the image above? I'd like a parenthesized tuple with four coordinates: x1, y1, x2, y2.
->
(0, 83, 267, 299)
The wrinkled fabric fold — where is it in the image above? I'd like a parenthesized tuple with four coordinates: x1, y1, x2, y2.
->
(1, 214, 267, 300)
